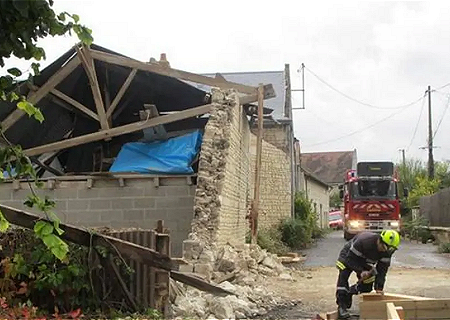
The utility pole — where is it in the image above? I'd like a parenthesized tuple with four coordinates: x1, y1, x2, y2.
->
(399, 148, 406, 167)
(427, 85, 435, 180)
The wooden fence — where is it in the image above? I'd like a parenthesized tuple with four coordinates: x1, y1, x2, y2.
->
(107, 220, 170, 316)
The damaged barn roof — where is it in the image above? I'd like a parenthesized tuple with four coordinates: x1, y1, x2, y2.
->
(0, 43, 275, 174)
(0, 44, 212, 173)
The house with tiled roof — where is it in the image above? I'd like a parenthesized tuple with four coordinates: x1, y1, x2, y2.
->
(300, 149, 358, 186)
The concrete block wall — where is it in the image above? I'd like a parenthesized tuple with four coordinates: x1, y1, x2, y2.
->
(250, 133, 291, 229)
(0, 176, 195, 257)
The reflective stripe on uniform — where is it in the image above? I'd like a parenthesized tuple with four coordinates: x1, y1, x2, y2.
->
(336, 261, 346, 270)
(380, 257, 391, 263)
(363, 276, 376, 284)
(350, 244, 364, 257)
(337, 286, 349, 292)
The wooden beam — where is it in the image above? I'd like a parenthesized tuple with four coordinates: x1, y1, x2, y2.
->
(76, 46, 109, 130)
(106, 68, 137, 119)
(251, 84, 264, 244)
(24, 104, 212, 156)
(50, 89, 99, 121)
(28, 84, 99, 121)
(90, 49, 257, 95)
(386, 303, 401, 320)
(170, 271, 235, 296)
(1, 55, 81, 131)
(240, 84, 276, 105)
(0, 204, 176, 271)
(360, 298, 450, 319)
(362, 293, 433, 301)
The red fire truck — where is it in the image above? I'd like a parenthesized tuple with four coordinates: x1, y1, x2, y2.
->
(339, 161, 407, 240)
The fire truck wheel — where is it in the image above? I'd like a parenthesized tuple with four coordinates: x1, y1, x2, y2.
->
(344, 231, 354, 241)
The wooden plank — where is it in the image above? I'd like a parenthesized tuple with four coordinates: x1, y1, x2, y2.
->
(49, 88, 99, 121)
(362, 293, 433, 301)
(1, 55, 81, 131)
(90, 49, 257, 95)
(76, 46, 109, 130)
(27, 83, 99, 121)
(170, 271, 235, 296)
(386, 302, 401, 320)
(240, 84, 276, 105)
(107, 255, 139, 311)
(395, 306, 405, 320)
(360, 299, 450, 320)
(0, 204, 176, 271)
(23, 104, 212, 156)
(251, 84, 264, 244)
(106, 68, 137, 118)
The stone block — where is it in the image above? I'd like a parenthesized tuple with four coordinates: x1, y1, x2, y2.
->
(110, 198, 133, 209)
(98, 187, 144, 198)
(156, 196, 194, 209)
(77, 189, 99, 199)
(68, 199, 89, 210)
(133, 198, 156, 209)
(100, 210, 123, 222)
(90, 199, 112, 210)
(193, 263, 213, 282)
(123, 209, 144, 221)
(182, 239, 203, 260)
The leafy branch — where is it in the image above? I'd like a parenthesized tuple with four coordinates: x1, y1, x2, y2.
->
(0, 0, 94, 261)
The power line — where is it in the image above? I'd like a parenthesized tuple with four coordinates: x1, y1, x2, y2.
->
(303, 66, 424, 110)
(406, 94, 427, 152)
(433, 90, 450, 139)
(303, 101, 420, 148)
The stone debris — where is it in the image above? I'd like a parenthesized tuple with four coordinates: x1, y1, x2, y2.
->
(171, 243, 297, 319)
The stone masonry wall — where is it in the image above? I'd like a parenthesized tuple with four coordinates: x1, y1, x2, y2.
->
(250, 133, 291, 229)
(189, 89, 250, 249)
(0, 176, 195, 257)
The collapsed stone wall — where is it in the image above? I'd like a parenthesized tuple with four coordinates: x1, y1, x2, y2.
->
(171, 243, 297, 319)
(189, 89, 250, 248)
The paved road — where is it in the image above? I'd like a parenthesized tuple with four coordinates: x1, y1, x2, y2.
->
(302, 230, 450, 269)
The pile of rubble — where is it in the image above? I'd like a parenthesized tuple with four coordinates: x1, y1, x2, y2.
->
(170, 242, 299, 319)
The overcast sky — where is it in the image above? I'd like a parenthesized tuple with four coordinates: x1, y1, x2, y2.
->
(4, 0, 450, 165)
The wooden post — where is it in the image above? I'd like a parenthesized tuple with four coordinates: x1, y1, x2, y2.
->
(251, 84, 264, 244)
(154, 220, 170, 316)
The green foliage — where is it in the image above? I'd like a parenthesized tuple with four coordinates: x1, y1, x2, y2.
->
(277, 192, 324, 250)
(438, 242, 450, 254)
(329, 189, 341, 209)
(401, 215, 433, 243)
(279, 218, 312, 250)
(407, 176, 440, 207)
(257, 227, 289, 255)
(0, 0, 93, 66)
(0, 0, 93, 262)
(0, 230, 96, 313)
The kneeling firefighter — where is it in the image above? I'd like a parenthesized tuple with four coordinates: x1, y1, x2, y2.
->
(335, 230, 401, 319)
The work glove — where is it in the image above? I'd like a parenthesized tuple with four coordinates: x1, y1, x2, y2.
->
(360, 271, 372, 280)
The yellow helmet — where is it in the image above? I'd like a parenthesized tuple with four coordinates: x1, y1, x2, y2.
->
(380, 230, 401, 249)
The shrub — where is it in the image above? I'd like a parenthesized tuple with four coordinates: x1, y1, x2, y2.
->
(279, 218, 311, 249)
(438, 242, 450, 254)
(257, 227, 289, 255)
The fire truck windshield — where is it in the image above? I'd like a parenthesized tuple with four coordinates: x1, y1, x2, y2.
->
(350, 179, 396, 200)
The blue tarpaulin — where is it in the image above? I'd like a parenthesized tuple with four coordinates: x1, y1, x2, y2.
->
(109, 130, 203, 174)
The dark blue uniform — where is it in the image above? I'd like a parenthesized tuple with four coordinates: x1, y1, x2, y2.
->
(335, 232, 392, 308)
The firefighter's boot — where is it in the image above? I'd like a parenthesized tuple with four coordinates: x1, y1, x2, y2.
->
(338, 306, 350, 319)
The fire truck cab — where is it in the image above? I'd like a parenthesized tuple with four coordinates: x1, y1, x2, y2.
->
(339, 161, 406, 240)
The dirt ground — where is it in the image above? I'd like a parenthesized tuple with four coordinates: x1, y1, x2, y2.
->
(259, 266, 450, 319)
(256, 231, 450, 319)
